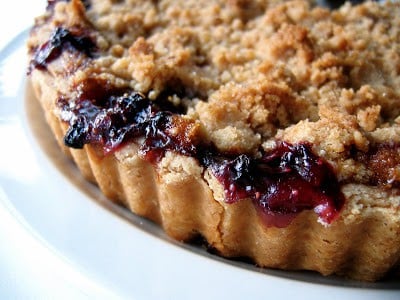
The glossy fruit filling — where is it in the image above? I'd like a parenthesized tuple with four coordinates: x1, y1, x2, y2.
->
(28, 27, 96, 73)
(60, 91, 194, 156)
(201, 143, 344, 227)
(29, 23, 345, 227)
(57, 89, 344, 226)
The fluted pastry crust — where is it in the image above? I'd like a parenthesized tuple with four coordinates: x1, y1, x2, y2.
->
(27, 0, 400, 281)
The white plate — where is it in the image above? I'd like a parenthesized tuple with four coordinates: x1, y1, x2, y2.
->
(0, 30, 399, 299)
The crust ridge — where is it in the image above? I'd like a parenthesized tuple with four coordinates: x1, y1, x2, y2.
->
(27, 0, 400, 281)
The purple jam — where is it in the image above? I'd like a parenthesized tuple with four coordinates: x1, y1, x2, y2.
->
(61, 91, 194, 157)
(28, 27, 96, 73)
(201, 143, 344, 227)
(58, 88, 344, 227)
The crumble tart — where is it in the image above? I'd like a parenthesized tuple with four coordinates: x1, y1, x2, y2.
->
(27, 0, 400, 281)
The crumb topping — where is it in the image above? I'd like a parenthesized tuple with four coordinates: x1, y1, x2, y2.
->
(29, 0, 400, 188)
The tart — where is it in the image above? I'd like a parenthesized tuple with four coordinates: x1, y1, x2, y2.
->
(27, 0, 400, 281)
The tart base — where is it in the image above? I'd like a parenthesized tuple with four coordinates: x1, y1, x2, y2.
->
(26, 0, 400, 282)
(29, 70, 400, 282)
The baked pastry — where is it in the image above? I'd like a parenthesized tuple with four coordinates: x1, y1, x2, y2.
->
(27, 0, 400, 281)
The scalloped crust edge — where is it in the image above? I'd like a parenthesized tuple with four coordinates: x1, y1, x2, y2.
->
(29, 68, 400, 282)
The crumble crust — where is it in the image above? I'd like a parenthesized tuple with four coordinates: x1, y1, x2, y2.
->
(27, 0, 400, 281)
(31, 0, 400, 166)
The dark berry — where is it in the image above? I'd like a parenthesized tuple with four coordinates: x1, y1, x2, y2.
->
(201, 142, 344, 227)
(28, 27, 96, 73)
(59, 87, 345, 227)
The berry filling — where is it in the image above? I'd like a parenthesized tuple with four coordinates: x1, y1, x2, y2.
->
(28, 27, 96, 73)
(30, 22, 345, 227)
(58, 89, 345, 226)
(201, 143, 344, 227)
(60, 91, 195, 157)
